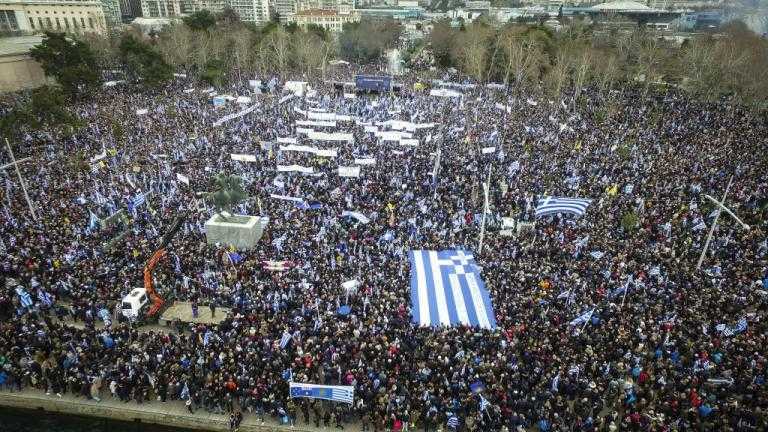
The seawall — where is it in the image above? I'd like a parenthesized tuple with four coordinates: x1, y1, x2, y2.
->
(0, 390, 319, 432)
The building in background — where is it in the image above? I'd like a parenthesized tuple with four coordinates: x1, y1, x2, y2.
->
(228, 0, 270, 23)
(0, 0, 108, 34)
(181, 0, 225, 14)
(139, 0, 182, 17)
(0, 35, 49, 92)
(101, 0, 122, 26)
(288, 7, 359, 30)
(272, 0, 296, 22)
(120, 0, 141, 19)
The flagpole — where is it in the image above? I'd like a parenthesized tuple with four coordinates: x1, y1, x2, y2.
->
(4, 138, 37, 220)
(696, 175, 733, 271)
(477, 166, 492, 254)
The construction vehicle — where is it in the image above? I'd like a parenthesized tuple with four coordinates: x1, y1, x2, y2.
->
(135, 214, 186, 319)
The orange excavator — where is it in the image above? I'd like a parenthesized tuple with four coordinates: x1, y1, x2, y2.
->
(143, 215, 185, 317)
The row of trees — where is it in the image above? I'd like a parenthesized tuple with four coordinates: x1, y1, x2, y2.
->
(428, 18, 768, 105)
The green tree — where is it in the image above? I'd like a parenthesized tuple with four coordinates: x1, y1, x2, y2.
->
(200, 59, 226, 86)
(119, 34, 173, 86)
(183, 10, 217, 32)
(29, 32, 101, 98)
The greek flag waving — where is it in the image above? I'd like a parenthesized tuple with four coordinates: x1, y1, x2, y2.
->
(289, 382, 354, 404)
(409, 249, 497, 330)
(535, 196, 592, 218)
(15, 287, 33, 309)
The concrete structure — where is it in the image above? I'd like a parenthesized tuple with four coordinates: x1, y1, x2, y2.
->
(100, 0, 121, 26)
(139, 0, 182, 17)
(204, 214, 266, 249)
(0, 0, 107, 34)
(228, 0, 270, 23)
(355, 5, 422, 20)
(159, 301, 231, 325)
(0, 383, 316, 432)
(287, 7, 359, 30)
(0, 35, 50, 92)
(272, 0, 296, 22)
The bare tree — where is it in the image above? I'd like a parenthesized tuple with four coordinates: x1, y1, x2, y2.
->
(497, 26, 544, 89)
(453, 23, 494, 82)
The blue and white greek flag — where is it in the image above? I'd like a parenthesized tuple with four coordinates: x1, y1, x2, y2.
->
(289, 382, 354, 404)
(409, 249, 497, 329)
(37, 289, 53, 307)
(478, 394, 490, 412)
(279, 330, 292, 349)
(132, 193, 146, 208)
(569, 308, 595, 326)
(535, 196, 592, 218)
(15, 287, 33, 308)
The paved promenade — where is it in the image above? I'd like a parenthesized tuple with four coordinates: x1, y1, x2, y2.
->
(0, 389, 321, 432)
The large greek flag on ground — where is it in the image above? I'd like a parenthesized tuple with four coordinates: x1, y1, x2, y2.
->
(536, 196, 592, 218)
(409, 249, 497, 329)
(289, 382, 354, 404)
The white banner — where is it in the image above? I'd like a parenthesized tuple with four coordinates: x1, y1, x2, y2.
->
(308, 131, 354, 143)
(297, 120, 336, 128)
(338, 166, 361, 178)
(430, 88, 462, 98)
(364, 125, 378, 133)
(280, 145, 337, 158)
(270, 194, 304, 203)
(182, 88, 195, 94)
(341, 211, 370, 224)
(277, 137, 298, 145)
(344, 93, 356, 99)
(481, 147, 496, 154)
(277, 165, 314, 174)
(296, 128, 313, 135)
(399, 138, 419, 147)
(213, 104, 259, 127)
(231, 154, 257, 162)
(376, 131, 412, 141)
(176, 173, 190, 185)
(136, 109, 148, 115)
(354, 157, 376, 165)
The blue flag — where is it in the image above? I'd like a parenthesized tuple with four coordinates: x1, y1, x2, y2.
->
(228, 252, 243, 264)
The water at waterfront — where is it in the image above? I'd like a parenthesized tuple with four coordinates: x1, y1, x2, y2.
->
(0, 406, 205, 432)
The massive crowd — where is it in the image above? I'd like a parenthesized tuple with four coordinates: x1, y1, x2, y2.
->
(0, 68, 766, 432)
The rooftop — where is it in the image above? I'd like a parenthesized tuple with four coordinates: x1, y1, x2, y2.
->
(0, 35, 43, 57)
(591, 1, 654, 11)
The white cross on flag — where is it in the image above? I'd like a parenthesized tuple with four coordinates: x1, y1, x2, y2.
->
(409, 249, 497, 329)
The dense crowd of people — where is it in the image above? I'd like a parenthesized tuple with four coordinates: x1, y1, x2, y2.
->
(0, 67, 766, 432)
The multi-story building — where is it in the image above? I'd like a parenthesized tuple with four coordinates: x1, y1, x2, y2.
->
(272, 0, 296, 22)
(119, 0, 140, 18)
(0, 0, 108, 34)
(100, 0, 121, 25)
(287, 7, 359, 30)
(139, 0, 181, 17)
(228, 0, 269, 23)
(181, 0, 225, 14)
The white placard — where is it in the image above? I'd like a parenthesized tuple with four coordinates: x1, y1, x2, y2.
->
(176, 173, 190, 185)
(231, 154, 257, 162)
(481, 147, 496, 154)
(279, 145, 337, 158)
(354, 157, 375, 165)
(277, 165, 314, 174)
(277, 137, 298, 145)
(338, 166, 361, 178)
(136, 109, 148, 115)
(399, 139, 419, 146)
